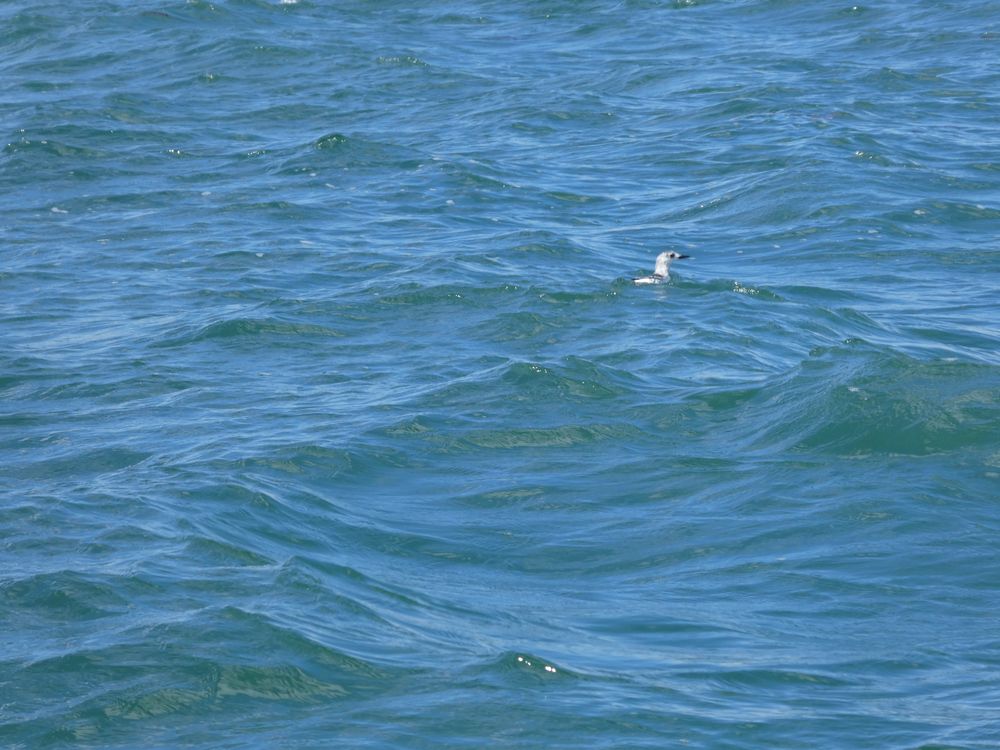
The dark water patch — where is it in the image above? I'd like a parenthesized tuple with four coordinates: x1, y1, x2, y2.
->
(7, 446, 151, 481)
(3, 135, 109, 162)
(690, 344, 999, 459)
(474, 310, 560, 342)
(1, 571, 128, 622)
(21, 373, 195, 405)
(486, 652, 567, 681)
(400, 356, 636, 419)
(202, 443, 416, 480)
(156, 605, 387, 682)
(216, 199, 330, 221)
(270, 558, 398, 627)
(0, 8, 62, 39)
(434, 157, 528, 192)
(792, 354, 999, 457)
(771, 284, 871, 304)
(453, 484, 565, 509)
(157, 317, 343, 347)
(4, 607, 392, 745)
(499, 228, 584, 258)
(460, 423, 641, 451)
(375, 54, 428, 67)
(291, 132, 425, 171)
(376, 282, 521, 307)
(499, 359, 628, 401)
(180, 536, 276, 569)
(533, 286, 625, 305)
(679, 276, 785, 301)
(679, 666, 852, 691)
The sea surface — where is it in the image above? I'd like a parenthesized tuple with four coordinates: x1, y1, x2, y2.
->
(2, 1, 999, 748)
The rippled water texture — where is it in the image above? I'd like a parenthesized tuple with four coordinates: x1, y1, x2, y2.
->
(2, 1, 999, 748)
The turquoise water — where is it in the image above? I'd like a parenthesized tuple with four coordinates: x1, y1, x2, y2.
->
(3, 1, 999, 747)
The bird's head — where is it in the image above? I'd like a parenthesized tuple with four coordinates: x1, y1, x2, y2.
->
(654, 251, 690, 276)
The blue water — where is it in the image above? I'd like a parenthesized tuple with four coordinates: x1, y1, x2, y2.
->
(3, 1, 999, 748)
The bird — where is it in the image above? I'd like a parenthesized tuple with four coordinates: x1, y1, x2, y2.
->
(633, 251, 690, 285)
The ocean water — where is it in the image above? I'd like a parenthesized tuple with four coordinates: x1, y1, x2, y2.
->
(2, 0, 999, 747)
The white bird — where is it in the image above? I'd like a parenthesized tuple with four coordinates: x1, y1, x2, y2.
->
(633, 251, 690, 285)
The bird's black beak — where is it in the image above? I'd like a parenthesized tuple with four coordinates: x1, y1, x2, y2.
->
(678, 254, 690, 260)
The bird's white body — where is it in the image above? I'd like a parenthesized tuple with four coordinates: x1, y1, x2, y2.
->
(633, 251, 690, 285)
(633, 274, 665, 285)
